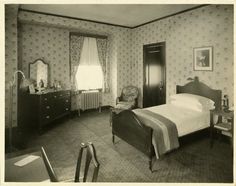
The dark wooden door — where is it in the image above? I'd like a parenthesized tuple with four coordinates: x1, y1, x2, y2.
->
(143, 42, 166, 108)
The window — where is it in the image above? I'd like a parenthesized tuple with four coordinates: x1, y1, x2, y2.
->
(75, 37, 103, 90)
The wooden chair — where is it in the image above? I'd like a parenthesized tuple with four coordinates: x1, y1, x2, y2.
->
(75, 142, 100, 182)
(41, 147, 59, 182)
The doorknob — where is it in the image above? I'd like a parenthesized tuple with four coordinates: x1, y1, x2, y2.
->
(159, 81, 163, 90)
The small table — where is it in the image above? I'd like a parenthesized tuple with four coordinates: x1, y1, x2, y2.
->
(5, 147, 53, 182)
(210, 109, 234, 147)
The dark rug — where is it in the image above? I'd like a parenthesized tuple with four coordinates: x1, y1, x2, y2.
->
(27, 109, 233, 183)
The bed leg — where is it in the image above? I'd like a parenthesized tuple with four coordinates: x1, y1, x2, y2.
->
(112, 134, 115, 144)
(149, 158, 153, 172)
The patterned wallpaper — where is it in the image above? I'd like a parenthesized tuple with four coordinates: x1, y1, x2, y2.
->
(5, 5, 19, 127)
(18, 10, 132, 107)
(19, 23, 70, 89)
(131, 5, 234, 107)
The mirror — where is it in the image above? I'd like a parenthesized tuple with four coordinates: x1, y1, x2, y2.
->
(29, 59, 49, 88)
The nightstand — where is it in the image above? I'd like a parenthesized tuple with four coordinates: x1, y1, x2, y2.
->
(210, 109, 234, 148)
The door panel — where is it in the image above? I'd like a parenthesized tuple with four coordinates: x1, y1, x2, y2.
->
(143, 42, 166, 108)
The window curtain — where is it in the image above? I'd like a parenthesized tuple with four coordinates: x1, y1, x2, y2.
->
(96, 38, 109, 92)
(76, 37, 103, 90)
(70, 35, 84, 111)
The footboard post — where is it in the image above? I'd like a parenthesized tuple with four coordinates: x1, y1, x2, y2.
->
(112, 134, 115, 144)
(149, 157, 153, 172)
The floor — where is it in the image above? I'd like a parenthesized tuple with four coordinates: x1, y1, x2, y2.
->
(26, 109, 233, 182)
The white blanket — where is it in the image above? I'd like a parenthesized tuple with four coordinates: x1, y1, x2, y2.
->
(144, 104, 210, 137)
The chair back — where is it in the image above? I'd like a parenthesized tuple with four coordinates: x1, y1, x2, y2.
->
(41, 147, 58, 182)
(75, 142, 100, 182)
(121, 86, 139, 102)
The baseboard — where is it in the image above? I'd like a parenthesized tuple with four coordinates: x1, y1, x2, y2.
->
(71, 105, 112, 116)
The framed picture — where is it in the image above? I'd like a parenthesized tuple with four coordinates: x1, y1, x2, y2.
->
(29, 84, 36, 94)
(193, 46, 213, 71)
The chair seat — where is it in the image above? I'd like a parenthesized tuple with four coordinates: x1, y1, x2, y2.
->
(115, 101, 135, 110)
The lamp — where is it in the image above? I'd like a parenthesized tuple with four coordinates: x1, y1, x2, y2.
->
(8, 70, 30, 152)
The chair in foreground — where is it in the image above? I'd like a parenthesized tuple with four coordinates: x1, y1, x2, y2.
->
(75, 142, 100, 182)
(41, 147, 59, 182)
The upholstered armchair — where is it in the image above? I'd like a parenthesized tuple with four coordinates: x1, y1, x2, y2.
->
(115, 86, 139, 110)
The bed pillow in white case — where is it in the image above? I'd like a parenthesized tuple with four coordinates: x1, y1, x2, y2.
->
(170, 93, 215, 112)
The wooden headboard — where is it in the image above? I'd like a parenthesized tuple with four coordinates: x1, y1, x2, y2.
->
(176, 77, 222, 111)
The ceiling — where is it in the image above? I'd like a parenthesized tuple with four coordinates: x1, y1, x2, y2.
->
(20, 4, 202, 28)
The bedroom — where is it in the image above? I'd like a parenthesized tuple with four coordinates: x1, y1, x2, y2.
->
(3, 3, 234, 183)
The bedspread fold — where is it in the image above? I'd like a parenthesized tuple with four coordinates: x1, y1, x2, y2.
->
(133, 109, 179, 159)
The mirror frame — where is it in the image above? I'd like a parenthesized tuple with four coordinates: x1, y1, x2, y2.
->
(29, 58, 49, 88)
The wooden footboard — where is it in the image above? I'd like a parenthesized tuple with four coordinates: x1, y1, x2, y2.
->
(111, 110, 155, 171)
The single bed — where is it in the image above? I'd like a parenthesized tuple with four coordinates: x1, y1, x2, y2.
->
(111, 77, 222, 172)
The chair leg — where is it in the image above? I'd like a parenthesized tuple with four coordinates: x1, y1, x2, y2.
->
(112, 135, 115, 144)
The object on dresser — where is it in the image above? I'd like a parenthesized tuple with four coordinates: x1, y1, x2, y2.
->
(52, 80, 62, 90)
(29, 84, 36, 94)
(29, 59, 49, 89)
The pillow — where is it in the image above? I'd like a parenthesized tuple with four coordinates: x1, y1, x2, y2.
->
(170, 93, 215, 112)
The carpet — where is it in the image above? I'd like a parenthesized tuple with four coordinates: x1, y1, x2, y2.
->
(27, 109, 233, 183)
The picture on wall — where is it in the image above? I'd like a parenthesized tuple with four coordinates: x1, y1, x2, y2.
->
(193, 46, 213, 71)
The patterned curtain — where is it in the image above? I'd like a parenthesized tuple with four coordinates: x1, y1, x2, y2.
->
(96, 38, 109, 92)
(70, 35, 84, 111)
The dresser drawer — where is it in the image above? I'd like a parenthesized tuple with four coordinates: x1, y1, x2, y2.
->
(41, 93, 54, 105)
(40, 104, 53, 115)
(41, 114, 53, 125)
(55, 90, 71, 98)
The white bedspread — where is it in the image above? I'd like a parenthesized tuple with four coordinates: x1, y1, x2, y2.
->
(144, 104, 210, 137)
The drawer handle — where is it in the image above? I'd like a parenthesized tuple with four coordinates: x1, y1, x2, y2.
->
(44, 98, 48, 101)
(65, 108, 69, 111)
(66, 100, 69, 103)
(46, 106, 50, 109)
(46, 115, 50, 119)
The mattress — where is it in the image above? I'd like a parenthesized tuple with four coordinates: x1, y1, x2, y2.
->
(144, 104, 210, 137)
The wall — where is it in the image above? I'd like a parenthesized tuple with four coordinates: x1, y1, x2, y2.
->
(18, 10, 132, 108)
(5, 5, 19, 127)
(6, 5, 234, 128)
(19, 24, 70, 89)
(131, 5, 234, 107)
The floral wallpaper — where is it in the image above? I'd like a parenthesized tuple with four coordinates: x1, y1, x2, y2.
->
(18, 10, 132, 108)
(5, 5, 19, 127)
(19, 23, 70, 89)
(131, 5, 234, 107)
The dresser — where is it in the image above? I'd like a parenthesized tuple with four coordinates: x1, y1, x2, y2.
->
(18, 90, 71, 134)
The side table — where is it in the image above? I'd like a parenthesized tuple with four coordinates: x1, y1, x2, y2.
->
(210, 109, 234, 148)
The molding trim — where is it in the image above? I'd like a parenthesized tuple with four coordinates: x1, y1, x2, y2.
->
(19, 5, 210, 29)
(70, 32, 108, 39)
(132, 4, 210, 29)
(18, 8, 131, 29)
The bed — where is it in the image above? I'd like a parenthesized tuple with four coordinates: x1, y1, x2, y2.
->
(111, 77, 222, 172)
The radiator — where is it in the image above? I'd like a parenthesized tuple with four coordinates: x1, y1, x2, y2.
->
(80, 90, 101, 112)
